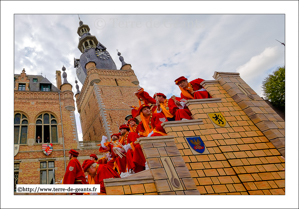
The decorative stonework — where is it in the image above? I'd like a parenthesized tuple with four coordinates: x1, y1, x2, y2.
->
(138, 136, 200, 195)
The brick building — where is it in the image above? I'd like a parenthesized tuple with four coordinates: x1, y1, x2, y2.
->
(14, 20, 285, 195)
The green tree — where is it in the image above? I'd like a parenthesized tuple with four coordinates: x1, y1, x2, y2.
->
(262, 67, 285, 107)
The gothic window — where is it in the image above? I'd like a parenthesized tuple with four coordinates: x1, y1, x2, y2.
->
(14, 113, 28, 144)
(40, 161, 55, 184)
(89, 40, 93, 46)
(41, 84, 51, 91)
(36, 113, 58, 144)
(85, 41, 88, 47)
(18, 83, 26, 91)
(14, 163, 20, 192)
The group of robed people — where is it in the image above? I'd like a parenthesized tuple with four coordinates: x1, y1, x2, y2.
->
(62, 76, 210, 194)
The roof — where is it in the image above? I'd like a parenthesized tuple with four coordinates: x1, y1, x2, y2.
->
(14, 74, 60, 92)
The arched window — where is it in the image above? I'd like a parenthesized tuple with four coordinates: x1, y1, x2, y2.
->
(89, 40, 93, 46)
(85, 41, 89, 47)
(36, 113, 58, 144)
(14, 113, 28, 144)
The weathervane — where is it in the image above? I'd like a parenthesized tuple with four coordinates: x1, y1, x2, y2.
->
(276, 39, 285, 46)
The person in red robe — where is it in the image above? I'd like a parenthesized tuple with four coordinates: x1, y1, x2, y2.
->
(62, 149, 87, 194)
(63, 149, 87, 185)
(82, 159, 120, 194)
(90, 154, 98, 163)
(136, 104, 168, 137)
(130, 88, 157, 118)
(127, 118, 139, 133)
(154, 92, 192, 121)
(174, 76, 210, 100)
(118, 124, 146, 173)
(98, 134, 125, 174)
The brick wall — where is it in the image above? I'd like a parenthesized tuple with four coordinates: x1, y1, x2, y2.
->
(162, 79, 285, 195)
(76, 63, 140, 139)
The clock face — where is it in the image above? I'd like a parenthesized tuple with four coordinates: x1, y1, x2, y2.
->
(95, 50, 111, 60)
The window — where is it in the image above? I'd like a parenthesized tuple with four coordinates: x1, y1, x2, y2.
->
(40, 161, 55, 184)
(18, 83, 26, 91)
(14, 163, 20, 192)
(36, 113, 58, 143)
(41, 84, 50, 92)
(14, 113, 28, 144)
(33, 78, 38, 83)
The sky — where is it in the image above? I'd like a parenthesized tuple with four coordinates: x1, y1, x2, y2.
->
(14, 14, 285, 141)
(2, 1, 298, 209)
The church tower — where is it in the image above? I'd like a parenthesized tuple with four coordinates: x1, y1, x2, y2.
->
(74, 19, 140, 141)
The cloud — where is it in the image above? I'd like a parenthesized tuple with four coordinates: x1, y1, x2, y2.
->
(236, 46, 283, 81)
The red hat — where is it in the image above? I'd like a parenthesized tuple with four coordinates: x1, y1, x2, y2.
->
(69, 149, 79, 157)
(111, 133, 121, 138)
(127, 117, 139, 124)
(175, 76, 188, 85)
(137, 104, 151, 116)
(90, 154, 98, 160)
(82, 159, 95, 172)
(153, 93, 166, 99)
(119, 124, 130, 131)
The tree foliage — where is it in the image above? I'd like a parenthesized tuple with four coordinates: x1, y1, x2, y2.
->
(262, 67, 285, 107)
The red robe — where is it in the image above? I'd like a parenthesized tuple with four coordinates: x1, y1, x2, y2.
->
(170, 96, 193, 120)
(137, 112, 168, 137)
(93, 164, 120, 193)
(63, 158, 87, 185)
(99, 141, 126, 174)
(119, 132, 146, 173)
(180, 78, 210, 100)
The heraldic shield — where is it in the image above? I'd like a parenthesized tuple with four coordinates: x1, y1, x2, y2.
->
(208, 112, 226, 127)
(186, 137, 206, 153)
(42, 143, 53, 156)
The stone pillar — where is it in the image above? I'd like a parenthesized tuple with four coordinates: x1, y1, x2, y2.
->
(139, 136, 200, 195)
(212, 72, 285, 156)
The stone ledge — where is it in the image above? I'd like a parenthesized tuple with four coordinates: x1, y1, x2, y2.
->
(138, 136, 175, 144)
(104, 170, 154, 187)
(213, 71, 240, 79)
(201, 80, 219, 86)
(162, 119, 204, 128)
(186, 98, 222, 106)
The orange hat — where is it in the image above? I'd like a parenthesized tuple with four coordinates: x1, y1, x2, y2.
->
(69, 149, 79, 157)
(175, 76, 188, 85)
(90, 154, 98, 160)
(82, 159, 95, 172)
(153, 93, 166, 99)
(137, 104, 151, 116)
(119, 124, 130, 131)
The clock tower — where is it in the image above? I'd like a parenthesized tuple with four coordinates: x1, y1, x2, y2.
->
(74, 19, 140, 141)
(74, 19, 117, 85)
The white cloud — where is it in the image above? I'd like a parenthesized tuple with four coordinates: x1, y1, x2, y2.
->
(236, 46, 282, 81)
